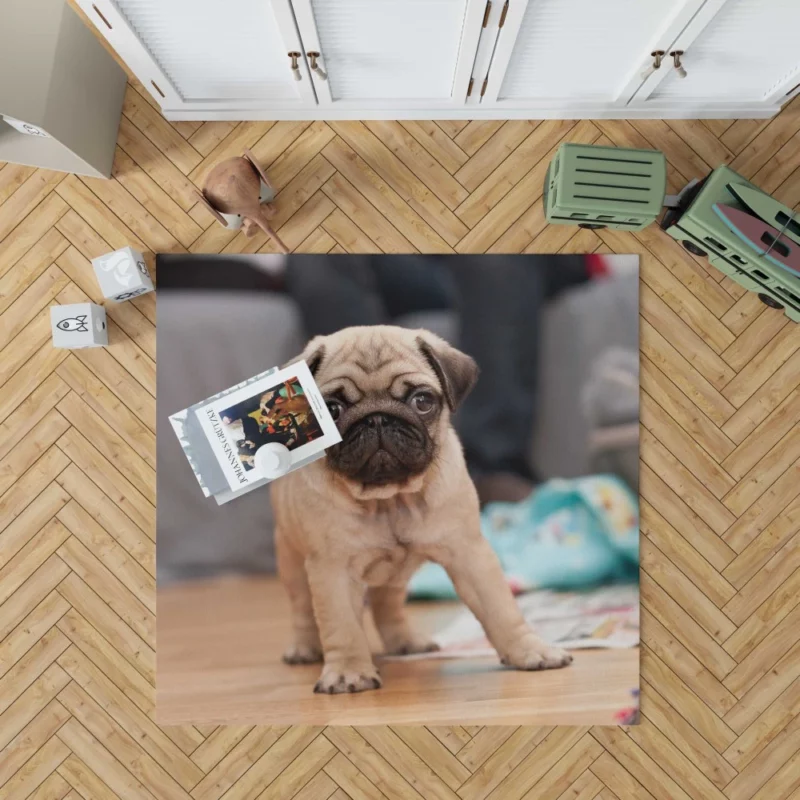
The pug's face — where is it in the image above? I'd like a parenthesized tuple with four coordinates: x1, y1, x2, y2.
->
(298, 326, 478, 495)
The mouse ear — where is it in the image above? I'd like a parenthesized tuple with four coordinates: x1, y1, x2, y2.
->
(195, 190, 229, 227)
(243, 148, 273, 191)
(416, 335, 479, 412)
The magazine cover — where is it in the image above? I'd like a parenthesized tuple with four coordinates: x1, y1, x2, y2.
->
(170, 360, 341, 500)
(195, 361, 340, 491)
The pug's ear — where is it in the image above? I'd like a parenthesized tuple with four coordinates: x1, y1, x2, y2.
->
(306, 345, 325, 377)
(283, 338, 325, 376)
(416, 335, 479, 412)
(303, 338, 326, 378)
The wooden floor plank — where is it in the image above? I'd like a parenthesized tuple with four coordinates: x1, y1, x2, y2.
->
(0, 187, 68, 272)
(321, 173, 415, 254)
(0, 229, 68, 317)
(326, 124, 464, 249)
(455, 119, 576, 229)
(55, 535, 154, 648)
(399, 121, 469, 175)
(263, 122, 336, 191)
(56, 495, 155, 611)
(55, 393, 154, 504)
(0, 170, 65, 244)
(364, 121, 468, 210)
(187, 122, 237, 158)
(0, 163, 36, 206)
(122, 86, 202, 176)
(640, 500, 735, 609)
(111, 148, 203, 249)
(639, 678, 737, 790)
(116, 116, 201, 212)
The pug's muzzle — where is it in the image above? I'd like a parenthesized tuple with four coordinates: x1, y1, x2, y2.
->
(326, 408, 434, 485)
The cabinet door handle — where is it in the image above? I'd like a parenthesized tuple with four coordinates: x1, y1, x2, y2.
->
(288, 52, 302, 81)
(670, 50, 687, 79)
(640, 51, 664, 81)
(307, 52, 328, 81)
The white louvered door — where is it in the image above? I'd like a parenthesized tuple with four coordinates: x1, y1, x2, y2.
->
(481, 0, 707, 109)
(75, 0, 316, 111)
(289, 0, 487, 108)
(631, 0, 800, 109)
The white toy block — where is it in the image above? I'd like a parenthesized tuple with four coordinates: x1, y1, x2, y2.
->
(91, 246, 154, 302)
(51, 303, 108, 349)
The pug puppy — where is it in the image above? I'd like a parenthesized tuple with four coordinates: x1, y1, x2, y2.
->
(271, 325, 573, 694)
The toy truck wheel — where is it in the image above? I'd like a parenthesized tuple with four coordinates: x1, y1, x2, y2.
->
(578, 223, 607, 230)
(682, 240, 707, 257)
(758, 293, 784, 310)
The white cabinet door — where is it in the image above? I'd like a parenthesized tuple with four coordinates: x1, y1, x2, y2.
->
(480, 0, 706, 111)
(631, 0, 800, 110)
(289, 0, 486, 108)
(75, 0, 316, 112)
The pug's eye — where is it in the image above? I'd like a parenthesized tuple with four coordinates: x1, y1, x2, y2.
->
(326, 400, 343, 421)
(410, 392, 435, 414)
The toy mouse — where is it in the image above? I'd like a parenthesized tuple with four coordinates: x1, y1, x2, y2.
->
(196, 149, 289, 253)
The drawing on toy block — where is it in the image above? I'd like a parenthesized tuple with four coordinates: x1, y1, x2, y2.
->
(92, 246, 154, 302)
(50, 302, 108, 349)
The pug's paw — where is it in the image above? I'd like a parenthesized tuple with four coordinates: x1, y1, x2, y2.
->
(283, 644, 323, 665)
(384, 637, 441, 656)
(313, 662, 382, 694)
(500, 635, 573, 671)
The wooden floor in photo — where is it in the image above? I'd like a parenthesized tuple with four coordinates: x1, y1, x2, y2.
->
(157, 577, 639, 727)
(2, 72, 800, 799)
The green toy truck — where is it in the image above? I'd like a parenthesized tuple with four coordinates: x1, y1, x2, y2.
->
(660, 165, 800, 322)
(545, 142, 800, 322)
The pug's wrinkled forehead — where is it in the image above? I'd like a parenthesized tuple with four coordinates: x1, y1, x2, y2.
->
(312, 329, 436, 401)
(298, 325, 478, 412)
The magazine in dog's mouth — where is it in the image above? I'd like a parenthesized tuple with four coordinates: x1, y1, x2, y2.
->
(172, 360, 341, 498)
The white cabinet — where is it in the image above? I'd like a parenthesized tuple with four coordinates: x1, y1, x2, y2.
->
(630, 0, 800, 110)
(78, 0, 316, 111)
(289, 0, 486, 108)
(478, 0, 706, 109)
(76, 0, 800, 120)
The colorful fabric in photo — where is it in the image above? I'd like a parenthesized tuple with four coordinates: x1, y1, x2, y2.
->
(409, 474, 639, 599)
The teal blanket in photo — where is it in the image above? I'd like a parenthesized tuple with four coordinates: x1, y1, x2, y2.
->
(408, 475, 639, 599)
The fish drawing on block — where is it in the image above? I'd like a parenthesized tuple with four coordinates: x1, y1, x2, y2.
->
(713, 203, 800, 277)
(56, 315, 89, 332)
(100, 250, 135, 286)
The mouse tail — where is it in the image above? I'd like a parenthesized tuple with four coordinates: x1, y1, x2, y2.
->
(252, 213, 290, 254)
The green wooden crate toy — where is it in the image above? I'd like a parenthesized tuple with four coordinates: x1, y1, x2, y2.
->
(544, 143, 666, 231)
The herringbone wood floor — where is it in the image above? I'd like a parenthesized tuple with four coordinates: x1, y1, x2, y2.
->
(2, 71, 800, 799)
